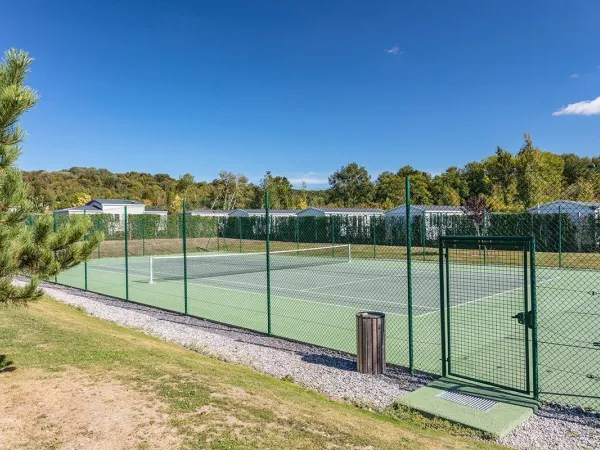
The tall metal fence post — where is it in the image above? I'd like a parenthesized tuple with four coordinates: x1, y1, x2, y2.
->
(183, 200, 188, 315)
(216, 217, 220, 252)
(331, 215, 335, 257)
(141, 213, 145, 257)
(530, 236, 539, 399)
(372, 215, 377, 259)
(53, 211, 57, 283)
(558, 206, 562, 268)
(238, 216, 242, 253)
(265, 192, 272, 336)
(483, 208, 487, 266)
(84, 210, 88, 291)
(422, 210, 426, 260)
(124, 206, 129, 301)
(97, 216, 101, 259)
(439, 238, 447, 377)
(295, 216, 300, 252)
(405, 177, 414, 374)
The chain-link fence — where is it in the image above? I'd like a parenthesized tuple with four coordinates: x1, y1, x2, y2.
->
(44, 177, 600, 410)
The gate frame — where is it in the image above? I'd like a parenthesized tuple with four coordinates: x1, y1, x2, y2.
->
(439, 235, 538, 398)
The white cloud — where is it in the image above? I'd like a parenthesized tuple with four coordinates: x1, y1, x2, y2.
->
(385, 44, 404, 56)
(570, 73, 580, 79)
(553, 96, 600, 116)
(287, 172, 329, 186)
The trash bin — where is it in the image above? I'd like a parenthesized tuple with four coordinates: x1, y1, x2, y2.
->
(356, 311, 386, 375)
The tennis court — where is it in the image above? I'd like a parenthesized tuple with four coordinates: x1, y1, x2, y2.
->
(56, 244, 560, 376)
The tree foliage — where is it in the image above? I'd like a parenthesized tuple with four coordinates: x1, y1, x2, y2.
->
(0, 49, 102, 304)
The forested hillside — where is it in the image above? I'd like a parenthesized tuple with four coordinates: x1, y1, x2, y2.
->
(23, 134, 600, 213)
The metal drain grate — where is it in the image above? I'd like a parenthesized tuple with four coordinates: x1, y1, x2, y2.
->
(436, 390, 499, 412)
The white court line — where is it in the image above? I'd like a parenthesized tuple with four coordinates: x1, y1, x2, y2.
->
(299, 275, 396, 292)
(417, 275, 561, 318)
(88, 262, 553, 317)
(172, 278, 408, 317)
(185, 276, 437, 311)
(88, 263, 419, 312)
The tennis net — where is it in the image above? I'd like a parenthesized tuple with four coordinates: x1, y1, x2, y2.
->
(148, 244, 351, 283)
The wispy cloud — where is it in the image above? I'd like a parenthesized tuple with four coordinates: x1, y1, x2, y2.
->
(553, 96, 600, 116)
(287, 172, 329, 187)
(570, 73, 580, 79)
(385, 44, 404, 56)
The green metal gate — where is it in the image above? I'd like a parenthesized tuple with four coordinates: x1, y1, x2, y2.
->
(439, 236, 538, 397)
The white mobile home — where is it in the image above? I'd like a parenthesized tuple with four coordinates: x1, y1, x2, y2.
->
(385, 205, 465, 241)
(296, 207, 384, 217)
(229, 209, 298, 217)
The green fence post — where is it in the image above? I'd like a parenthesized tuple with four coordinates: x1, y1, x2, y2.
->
(124, 206, 129, 302)
(422, 210, 426, 260)
(558, 206, 562, 268)
(405, 177, 414, 374)
(141, 213, 145, 257)
(183, 200, 188, 315)
(530, 236, 539, 399)
(238, 216, 242, 253)
(84, 210, 88, 291)
(372, 215, 377, 259)
(265, 192, 272, 336)
(295, 216, 300, 253)
(53, 212, 57, 283)
(97, 216, 101, 259)
(331, 215, 335, 257)
(216, 217, 220, 252)
(439, 238, 447, 377)
(483, 208, 487, 266)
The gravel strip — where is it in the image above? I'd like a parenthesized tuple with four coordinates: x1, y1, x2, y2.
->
(29, 282, 600, 448)
(500, 406, 600, 450)
(34, 282, 429, 408)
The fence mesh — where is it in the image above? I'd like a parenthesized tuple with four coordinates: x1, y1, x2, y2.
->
(41, 176, 600, 410)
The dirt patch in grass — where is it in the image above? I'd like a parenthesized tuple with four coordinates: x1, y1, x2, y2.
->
(0, 367, 181, 450)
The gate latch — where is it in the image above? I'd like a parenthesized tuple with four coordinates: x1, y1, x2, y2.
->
(511, 311, 533, 329)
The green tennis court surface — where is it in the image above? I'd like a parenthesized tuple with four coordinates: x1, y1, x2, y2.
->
(54, 246, 600, 410)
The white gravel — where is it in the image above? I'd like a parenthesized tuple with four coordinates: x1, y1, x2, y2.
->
(30, 282, 600, 449)
(500, 406, 600, 450)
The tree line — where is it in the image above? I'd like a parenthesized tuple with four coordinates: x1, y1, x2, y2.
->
(24, 134, 600, 213)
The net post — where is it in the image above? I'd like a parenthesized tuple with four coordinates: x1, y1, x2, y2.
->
(405, 176, 414, 374)
(530, 236, 539, 399)
(183, 200, 188, 315)
(558, 205, 562, 268)
(84, 209, 88, 291)
(265, 192, 272, 336)
(483, 208, 487, 266)
(238, 216, 242, 253)
(347, 243, 351, 262)
(149, 256, 154, 283)
(53, 211, 57, 283)
(124, 206, 129, 302)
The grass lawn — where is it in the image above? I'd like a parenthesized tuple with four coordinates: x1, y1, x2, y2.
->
(0, 297, 504, 449)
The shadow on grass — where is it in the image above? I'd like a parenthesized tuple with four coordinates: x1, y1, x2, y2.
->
(0, 355, 16, 373)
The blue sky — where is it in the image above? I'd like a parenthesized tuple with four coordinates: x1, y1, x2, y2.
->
(2, 0, 599, 188)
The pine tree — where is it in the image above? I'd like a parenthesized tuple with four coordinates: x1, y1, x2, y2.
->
(0, 49, 102, 304)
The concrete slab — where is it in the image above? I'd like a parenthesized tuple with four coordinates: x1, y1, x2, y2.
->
(397, 377, 539, 438)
